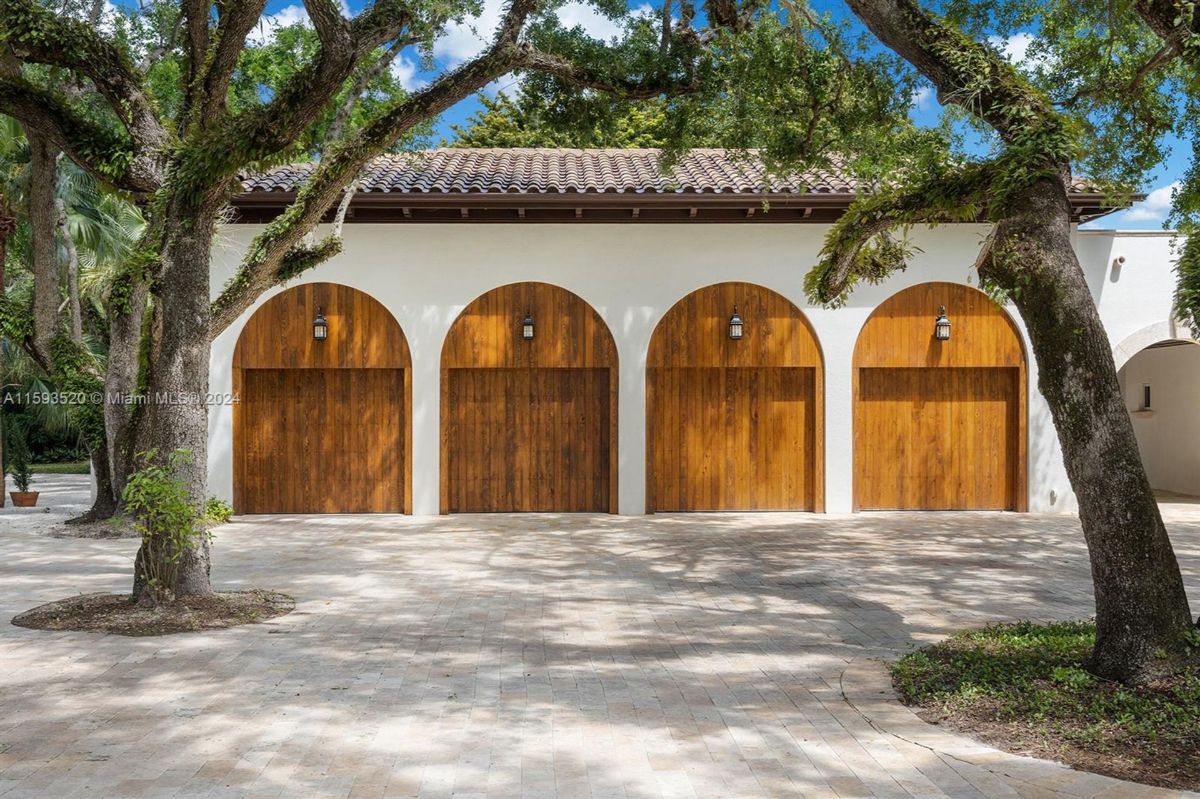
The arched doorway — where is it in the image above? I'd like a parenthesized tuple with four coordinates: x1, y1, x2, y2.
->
(853, 282, 1027, 510)
(646, 282, 824, 512)
(441, 282, 618, 513)
(233, 282, 412, 513)
(1117, 338, 1200, 498)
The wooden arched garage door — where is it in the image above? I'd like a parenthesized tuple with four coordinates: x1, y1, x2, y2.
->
(854, 282, 1027, 511)
(233, 283, 411, 514)
(441, 282, 618, 513)
(647, 283, 824, 512)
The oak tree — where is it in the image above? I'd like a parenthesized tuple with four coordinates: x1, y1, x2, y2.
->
(0, 0, 785, 600)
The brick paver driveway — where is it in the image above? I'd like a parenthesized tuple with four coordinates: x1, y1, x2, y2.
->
(1, 482, 1198, 798)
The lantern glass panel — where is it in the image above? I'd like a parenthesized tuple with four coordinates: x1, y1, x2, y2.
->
(934, 306, 951, 341)
(313, 308, 328, 341)
(728, 308, 744, 340)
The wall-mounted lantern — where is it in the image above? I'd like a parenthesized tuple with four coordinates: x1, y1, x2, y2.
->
(312, 306, 328, 341)
(521, 310, 535, 341)
(728, 306, 744, 340)
(934, 305, 951, 341)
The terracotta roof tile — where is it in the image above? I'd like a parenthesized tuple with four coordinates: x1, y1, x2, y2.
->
(238, 148, 1114, 211)
(240, 148, 885, 196)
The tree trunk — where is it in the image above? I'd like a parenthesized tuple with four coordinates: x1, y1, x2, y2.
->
(26, 134, 60, 363)
(55, 197, 83, 344)
(104, 278, 149, 501)
(1, 217, 8, 508)
(66, 442, 119, 523)
(132, 207, 216, 599)
(980, 174, 1196, 683)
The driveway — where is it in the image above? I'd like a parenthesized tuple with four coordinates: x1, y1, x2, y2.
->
(1, 477, 1198, 798)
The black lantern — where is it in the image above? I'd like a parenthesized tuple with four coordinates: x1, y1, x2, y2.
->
(934, 305, 951, 341)
(728, 306, 744, 340)
(521, 310, 535, 340)
(313, 306, 328, 341)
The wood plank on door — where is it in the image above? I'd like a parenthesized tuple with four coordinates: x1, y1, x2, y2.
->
(648, 366, 815, 511)
(239, 368, 405, 514)
(855, 366, 1018, 510)
(444, 367, 611, 512)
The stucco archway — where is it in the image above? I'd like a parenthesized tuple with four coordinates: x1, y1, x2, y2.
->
(1117, 335, 1200, 498)
(1112, 320, 1198, 372)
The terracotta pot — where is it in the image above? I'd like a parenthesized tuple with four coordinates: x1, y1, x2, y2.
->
(10, 491, 38, 507)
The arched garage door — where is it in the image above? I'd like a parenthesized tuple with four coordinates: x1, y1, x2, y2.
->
(441, 282, 618, 513)
(647, 282, 824, 512)
(233, 282, 412, 513)
(854, 282, 1027, 511)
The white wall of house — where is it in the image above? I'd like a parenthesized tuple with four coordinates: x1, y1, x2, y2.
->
(1117, 343, 1200, 497)
(207, 222, 1182, 516)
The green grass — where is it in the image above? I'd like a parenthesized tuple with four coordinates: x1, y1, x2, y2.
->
(30, 461, 90, 475)
(892, 621, 1200, 789)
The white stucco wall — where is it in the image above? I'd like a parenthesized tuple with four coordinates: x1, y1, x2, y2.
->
(207, 222, 1182, 516)
(1118, 343, 1200, 496)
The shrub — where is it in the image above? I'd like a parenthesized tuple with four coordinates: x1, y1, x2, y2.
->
(204, 496, 234, 526)
(121, 449, 208, 605)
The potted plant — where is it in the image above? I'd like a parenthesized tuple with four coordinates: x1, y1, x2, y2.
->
(6, 425, 36, 507)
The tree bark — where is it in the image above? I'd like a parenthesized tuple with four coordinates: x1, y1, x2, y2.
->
(978, 176, 1196, 682)
(840, 0, 1196, 683)
(55, 197, 83, 344)
(104, 278, 149, 501)
(0, 206, 8, 509)
(132, 203, 217, 598)
(66, 442, 119, 523)
(26, 133, 60, 365)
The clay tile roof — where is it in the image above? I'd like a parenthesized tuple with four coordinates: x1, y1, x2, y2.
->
(240, 148, 1110, 196)
(241, 148, 877, 196)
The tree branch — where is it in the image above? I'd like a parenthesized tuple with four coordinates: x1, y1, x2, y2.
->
(180, 0, 210, 126)
(524, 48, 700, 98)
(0, 76, 159, 194)
(306, 0, 351, 46)
(0, 0, 169, 159)
(326, 37, 408, 144)
(1128, 33, 1185, 94)
(806, 161, 996, 304)
(843, 0, 1057, 145)
(211, 0, 543, 335)
(1135, 0, 1200, 45)
(350, 0, 415, 50)
(197, 0, 271, 121)
(204, 5, 406, 172)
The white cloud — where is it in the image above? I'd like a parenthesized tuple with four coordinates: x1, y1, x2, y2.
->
(433, 0, 505, 66)
(247, 4, 310, 46)
(990, 32, 1035, 64)
(911, 86, 935, 111)
(66, 0, 120, 32)
(389, 55, 427, 92)
(434, 0, 642, 67)
(556, 1, 625, 42)
(1122, 181, 1180, 222)
(245, 1, 357, 45)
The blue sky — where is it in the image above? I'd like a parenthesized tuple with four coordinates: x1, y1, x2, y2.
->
(245, 0, 1184, 230)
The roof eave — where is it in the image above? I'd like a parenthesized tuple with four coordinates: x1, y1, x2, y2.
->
(228, 189, 1132, 224)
